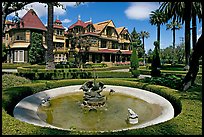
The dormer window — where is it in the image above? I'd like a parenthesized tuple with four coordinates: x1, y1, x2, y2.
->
(57, 30, 63, 36)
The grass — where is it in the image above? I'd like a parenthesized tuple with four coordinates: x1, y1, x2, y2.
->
(2, 74, 202, 135)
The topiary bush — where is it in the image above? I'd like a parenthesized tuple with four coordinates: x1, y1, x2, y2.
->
(2, 74, 32, 90)
(151, 41, 161, 77)
(130, 47, 140, 78)
(139, 74, 183, 90)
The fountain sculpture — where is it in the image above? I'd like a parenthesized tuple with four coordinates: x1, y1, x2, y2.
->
(80, 71, 106, 110)
(127, 108, 138, 124)
(41, 96, 51, 107)
(80, 72, 106, 110)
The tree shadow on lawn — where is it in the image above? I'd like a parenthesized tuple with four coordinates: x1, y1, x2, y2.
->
(179, 84, 202, 101)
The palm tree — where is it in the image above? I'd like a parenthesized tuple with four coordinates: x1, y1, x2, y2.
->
(46, 2, 55, 69)
(139, 31, 150, 65)
(166, 20, 182, 65)
(159, 2, 203, 90)
(149, 9, 166, 50)
(159, 2, 202, 69)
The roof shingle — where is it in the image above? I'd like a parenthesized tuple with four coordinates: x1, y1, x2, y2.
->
(12, 9, 47, 31)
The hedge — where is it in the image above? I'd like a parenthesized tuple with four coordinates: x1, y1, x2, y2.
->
(2, 79, 184, 135)
(2, 78, 202, 135)
(93, 71, 132, 78)
(2, 63, 31, 69)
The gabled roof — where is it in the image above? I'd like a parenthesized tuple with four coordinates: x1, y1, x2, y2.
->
(116, 27, 125, 35)
(11, 9, 47, 31)
(121, 28, 129, 35)
(68, 20, 92, 29)
(55, 19, 62, 24)
(93, 20, 112, 34)
(53, 19, 65, 30)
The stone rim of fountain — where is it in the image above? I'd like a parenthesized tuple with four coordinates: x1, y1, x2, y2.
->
(13, 85, 175, 133)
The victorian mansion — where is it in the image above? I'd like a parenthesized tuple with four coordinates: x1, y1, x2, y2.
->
(3, 9, 132, 64)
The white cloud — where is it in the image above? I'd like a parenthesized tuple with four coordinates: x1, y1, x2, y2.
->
(125, 2, 160, 20)
(61, 19, 71, 23)
(8, 2, 83, 18)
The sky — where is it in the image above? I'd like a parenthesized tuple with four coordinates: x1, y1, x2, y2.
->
(7, 2, 202, 53)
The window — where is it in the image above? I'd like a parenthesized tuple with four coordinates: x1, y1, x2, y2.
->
(101, 40, 107, 48)
(15, 32, 25, 41)
(107, 28, 112, 36)
(57, 30, 63, 36)
(112, 42, 118, 49)
(6, 34, 8, 40)
(14, 50, 24, 62)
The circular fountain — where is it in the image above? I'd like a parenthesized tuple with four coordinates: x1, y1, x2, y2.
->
(13, 79, 175, 132)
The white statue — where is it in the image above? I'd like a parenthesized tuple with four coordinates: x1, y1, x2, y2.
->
(127, 108, 138, 124)
(41, 97, 51, 107)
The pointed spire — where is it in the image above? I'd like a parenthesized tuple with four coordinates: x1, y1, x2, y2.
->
(90, 17, 92, 22)
(56, 15, 59, 20)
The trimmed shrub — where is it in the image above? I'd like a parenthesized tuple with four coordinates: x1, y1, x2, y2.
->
(151, 41, 161, 77)
(94, 71, 132, 78)
(131, 69, 140, 78)
(139, 74, 183, 90)
(2, 63, 30, 69)
(2, 74, 32, 90)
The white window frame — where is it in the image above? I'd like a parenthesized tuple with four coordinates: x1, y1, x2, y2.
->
(14, 50, 24, 62)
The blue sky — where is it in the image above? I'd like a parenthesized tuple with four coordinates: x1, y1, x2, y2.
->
(7, 2, 202, 52)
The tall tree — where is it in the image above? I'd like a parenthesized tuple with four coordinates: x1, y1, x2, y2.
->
(151, 41, 161, 77)
(129, 27, 141, 78)
(149, 9, 166, 50)
(139, 31, 150, 65)
(46, 2, 55, 69)
(2, 2, 31, 33)
(166, 20, 182, 65)
(159, 1, 203, 90)
(130, 27, 142, 48)
(29, 32, 45, 64)
(159, 1, 202, 69)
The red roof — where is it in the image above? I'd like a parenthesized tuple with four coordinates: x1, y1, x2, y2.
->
(91, 49, 132, 54)
(11, 9, 47, 31)
(55, 19, 62, 24)
(53, 24, 65, 29)
(69, 20, 92, 29)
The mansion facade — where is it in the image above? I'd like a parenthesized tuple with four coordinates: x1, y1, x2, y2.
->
(3, 9, 132, 64)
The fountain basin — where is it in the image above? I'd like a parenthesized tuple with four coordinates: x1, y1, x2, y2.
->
(13, 85, 174, 132)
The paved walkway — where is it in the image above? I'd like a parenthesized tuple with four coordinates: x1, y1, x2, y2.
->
(2, 69, 18, 73)
(111, 69, 151, 79)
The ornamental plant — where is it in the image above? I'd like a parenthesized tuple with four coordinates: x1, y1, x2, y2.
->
(151, 41, 161, 77)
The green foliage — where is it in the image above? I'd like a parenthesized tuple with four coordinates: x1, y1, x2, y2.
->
(94, 71, 132, 78)
(2, 43, 7, 62)
(139, 74, 183, 90)
(151, 41, 161, 77)
(131, 69, 140, 78)
(130, 48, 139, 70)
(29, 32, 45, 64)
(160, 43, 185, 64)
(2, 74, 32, 90)
(2, 63, 31, 69)
(83, 63, 107, 68)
